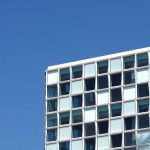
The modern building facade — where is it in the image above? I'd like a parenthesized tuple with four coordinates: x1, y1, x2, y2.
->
(45, 47, 150, 150)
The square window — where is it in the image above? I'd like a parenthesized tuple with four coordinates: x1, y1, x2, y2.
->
(137, 83, 149, 98)
(123, 86, 136, 101)
(97, 75, 108, 89)
(59, 112, 70, 125)
(85, 123, 95, 136)
(60, 82, 70, 95)
(139, 146, 150, 150)
(59, 141, 70, 150)
(85, 138, 95, 150)
(98, 120, 109, 134)
(110, 58, 122, 73)
(47, 129, 57, 141)
(47, 70, 58, 84)
(60, 68, 70, 81)
(124, 71, 135, 85)
(47, 114, 57, 127)
(111, 73, 121, 87)
(111, 103, 122, 117)
(47, 85, 57, 98)
(97, 60, 108, 74)
(59, 127, 70, 140)
(137, 130, 150, 145)
(137, 68, 149, 83)
(97, 105, 109, 119)
(137, 52, 148, 67)
(72, 80, 83, 94)
(85, 78, 95, 91)
(47, 99, 57, 112)
(124, 132, 136, 146)
(97, 90, 109, 105)
(72, 110, 82, 123)
(97, 136, 109, 150)
(85, 92, 95, 106)
(123, 101, 136, 116)
(111, 134, 122, 148)
(124, 116, 135, 130)
(138, 114, 149, 129)
(123, 55, 135, 69)
(138, 98, 149, 113)
(59, 97, 71, 111)
(124, 148, 136, 150)
(111, 88, 122, 102)
(72, 140, 82, 150)
(110, 119, 122, 133)
(72, 65, 82, 79)
(72, 95, 82, 108)
(84, 108, 96, 122)
(72, 125, 82, 138)
(84, 63, 96, 77)
(46, 144, 57, 150)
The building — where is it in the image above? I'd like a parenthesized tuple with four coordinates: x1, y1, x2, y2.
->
(44, 47, 150, 150)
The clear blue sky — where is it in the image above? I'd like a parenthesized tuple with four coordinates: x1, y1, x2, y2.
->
(0, 1, 150, 150)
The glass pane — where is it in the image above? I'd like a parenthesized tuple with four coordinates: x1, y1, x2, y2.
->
(47, 85, 57, 98)
(59, 97, 71, 111)
(47, 144, 57, 150)
(97, 90, 109, 105)
(59, 127, 70, 140)
(110, 119, 122, 133)
(85, 78, 95, 91)
(84, 108, 96, 122)
(124, 132, 136, 146)
(139, 146, 150, 150)
(60, 82, 70, 95)
(85, 138, 95, 150)
(111, 73, 121, 87)
(98, 120, 109, 134)
(72, 140, 82, 150)
(47, 70, 58, 84)
(84, 63, 96, 77)
(60, 68, 70, 81)
(111, 103, 122, 117)
(137, 52, 148, 67)
(138, 114, 149, 129)
(97, 60, 108, 74)
(47, 114, 57, 127)
(111, 134, 122, 148)
(138, 98, 149, 113)
(124, 116, 135, 130)
(137, 68, 149, 83)
(98, 105, 109, 119)
(111, 88, 122, 102)
(110, 58, 122, 73)
(97, 136, 109, 150)
(124, 70, 135, 85)
(85, 123, 95, 136)
(123, 101, 136, 116)
(137, 83, 149, 98)
(123, 86, 136, 101)
(137, 130, 150, 145)
(123, 55, 135, 69)
(72, 125, 82, 138)
(47, 99, 57, 112)
(47, 129, 57, 141)
(59, 141, 70, 150)
(72, 109, 82, 123)
(59, 112, 70, 125)
(72, 80, 83, 94)
(72, 65, 82, 79)
(97, 75, 108, 89)
(85, 92, 95, 106)
(72, 95, 82, 108)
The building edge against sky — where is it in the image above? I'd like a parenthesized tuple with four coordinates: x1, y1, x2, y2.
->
(44, 47, 150, 150)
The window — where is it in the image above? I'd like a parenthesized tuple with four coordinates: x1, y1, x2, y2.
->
(59, 97, 71, 111)
(84, 108, 96, 122)
(111, 134, 122, 148)
(46, 144, 57, 150)
(84, 63, 96, 77)
(138, 114, 149, 129)
(59, 141, 70, 150)
(110, 58, 122, 73)
(47, 70, 58, 84)
(85, 138, 95, 150)
(59, 127, 70, 140)
(123, 101, 136, 116)
(111, 88, 122, 102)
(124, 71, 135, 85)
(60, 82, 70, 95)
(47, 129, 57, 141)
(137, 83, 149, 98)
(72, 110, 82, 123)
(138, 98, 149, 113)
(97, 90, 109, 105)
(97, 75, 108, 89)
(137, 68, 149, 83)
(72, 95, 82, 108)
(124, 132, 136, 146)
(98, 105, 109, 119)
(47, 114, 57, 127)
(47, 99, 57, 112)
(47, 85, 57, 98)
(111, 103, 122, 117)
(72, 65, 82, 78)
(72, 80, 83, 94)
(59, 112, 70, 125)
(85, 78, 95, 91)
(123, 55, 135, 69)
(97, 136, 109, 150)
(97, 60, 108, 74)
(111, 73, 121, 87)
(110, 119, 122, 133)
(72, 125, 82, 138)
(72, 140, 82, 150)
(98, 120, 109, 134)
(138, 146, 150, 150)
(85, 123, 95, 136)
(60, 68, 70, 81)
(85, 92, 95, 106)
(137, 52, 148, 67)
(123, 86, 136, 101)
(124, 116, 135, 130)
(137, 130, 150, 145)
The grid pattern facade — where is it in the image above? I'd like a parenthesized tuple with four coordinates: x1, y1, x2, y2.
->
(45, 47, 150, 150)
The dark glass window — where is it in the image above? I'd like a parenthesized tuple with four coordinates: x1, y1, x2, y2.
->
(137, 83, 149, 98)
(124, 71, 135, 85)
(47, 85, 57, 98)
(85, 92, 95, 106)
(60, 68, 70, 81)
(60, 82, 70, 95)
(72, 65, 82, 78)
(124, 55, 135, 69)
(85, 78, 95, 91)
(111, 134, 122, 148)
(72, 110, 82, 123)
(138, 98, 149, 113)
(111, 73, 121, 87)
(60, 112, 70, 125)
(98, 105, 109, 119)
(85, 138, 95, 150)
(98, 120, 108, 134)
(97, 60, 108, 74)
(47, 114, 57, 127)
(137, 52, 148, 67)
(124, 132, 136, 146)
(97, 75, 108, 89)
(47, 129, 57, 141)
(111, 88, 122, 102)
(111, 103, 122, 117)
(138, 114, 149, 129)
(72, 125, 82, 138)
(59, 141, 70, 150)
(72, 95, 82, 108)
(85, 123, 95, 136)
(124, 116, 135, 130)
(124, 148, 136, 150)
(47, 99, 57, 112)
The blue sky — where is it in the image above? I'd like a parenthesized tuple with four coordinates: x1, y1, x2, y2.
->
(0, 1, 150, 150)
